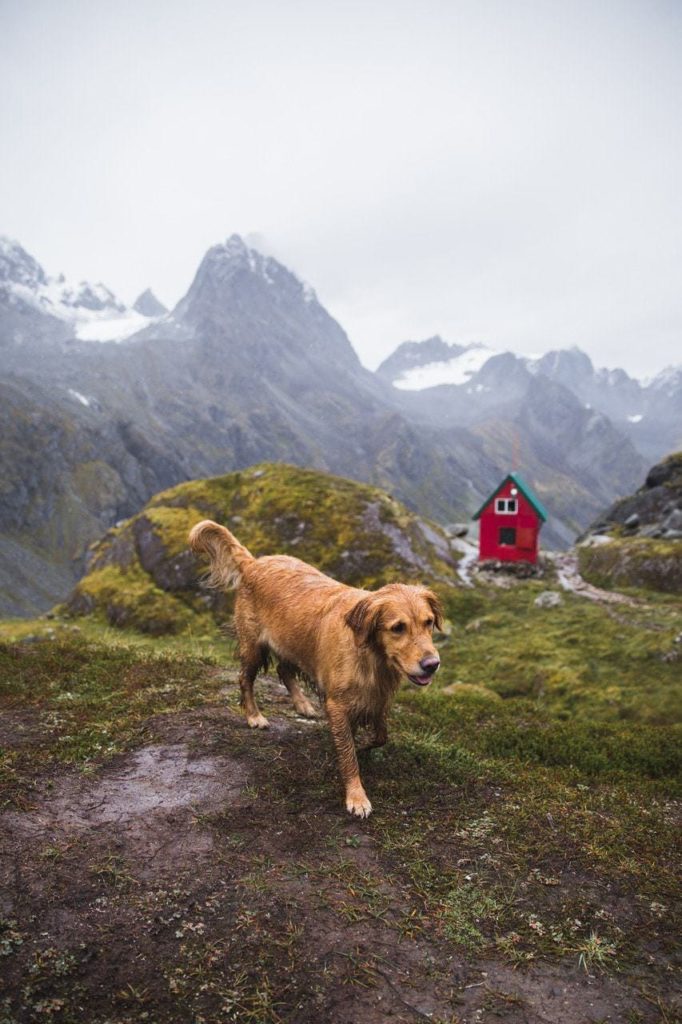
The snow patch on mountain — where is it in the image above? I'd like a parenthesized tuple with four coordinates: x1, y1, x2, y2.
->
(0, 234, 160, 342)
(68, 389, 91, 407)
(393, 344, 497, 390)
(74, 311, 160, 342)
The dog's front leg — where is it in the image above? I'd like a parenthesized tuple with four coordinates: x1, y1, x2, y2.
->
(326, 699, 372, 818)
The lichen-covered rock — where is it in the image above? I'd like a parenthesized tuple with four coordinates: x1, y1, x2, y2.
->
(534, 591, 563, 608)
(62, 463, 460, 634)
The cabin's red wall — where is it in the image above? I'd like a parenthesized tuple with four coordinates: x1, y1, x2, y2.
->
(478, 479, 541, 563)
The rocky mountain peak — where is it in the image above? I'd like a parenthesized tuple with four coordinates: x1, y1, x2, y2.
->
(173, 234, 320, 329)
(649, 366, 682, 400)
(133, 288, 167, 317)
(376, 335, 463, 381)
(63, 281, 126, 314)
(533, 347, 595, 387)
(476, 351, 529, 387)
(0, 235, 48, 289)
(0, 235, 129, 326)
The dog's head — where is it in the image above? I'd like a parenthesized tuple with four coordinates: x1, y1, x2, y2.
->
(345, 583, 443, 686)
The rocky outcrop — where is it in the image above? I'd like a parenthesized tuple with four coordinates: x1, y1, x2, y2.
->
(577, 453, 682, 593)
(582, 452, 682, 541)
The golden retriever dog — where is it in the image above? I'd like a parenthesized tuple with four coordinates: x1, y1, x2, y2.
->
(189, 520, 443, 817)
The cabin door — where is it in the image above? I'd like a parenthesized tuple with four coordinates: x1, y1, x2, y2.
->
(517, 517, 536, 550)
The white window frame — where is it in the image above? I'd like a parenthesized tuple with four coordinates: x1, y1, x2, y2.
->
(495, 498, 517, 514)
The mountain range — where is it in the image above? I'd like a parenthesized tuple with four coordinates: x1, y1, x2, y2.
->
(378, 337, 681, 462)
(1, 232, 676, 615)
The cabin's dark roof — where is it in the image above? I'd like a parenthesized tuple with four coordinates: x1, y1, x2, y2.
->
(472, 472, 548, 522)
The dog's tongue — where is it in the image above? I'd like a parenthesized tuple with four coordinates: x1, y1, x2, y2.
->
(409, 673, 431, 687)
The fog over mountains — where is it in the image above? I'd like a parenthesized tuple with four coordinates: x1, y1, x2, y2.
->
(1, 233, 678, 615)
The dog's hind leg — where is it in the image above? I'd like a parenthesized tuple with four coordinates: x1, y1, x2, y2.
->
(277, 661, 319, 719)
(239, 645, 269, 729)
(357, 713, 388, 751)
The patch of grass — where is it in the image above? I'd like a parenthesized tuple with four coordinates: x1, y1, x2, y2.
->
(0, 628, 233, 803)
(438, 584, 682, 724)
(574, 931, 619, 973)
(70, 562, 200, 635)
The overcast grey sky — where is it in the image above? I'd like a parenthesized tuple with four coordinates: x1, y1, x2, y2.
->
(1, 0, 680, 377)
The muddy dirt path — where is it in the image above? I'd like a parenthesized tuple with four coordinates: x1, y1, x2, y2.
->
(0, 677, 673, 1023)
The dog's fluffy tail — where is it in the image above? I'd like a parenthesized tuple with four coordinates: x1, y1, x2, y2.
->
(188, 520, 254, 589)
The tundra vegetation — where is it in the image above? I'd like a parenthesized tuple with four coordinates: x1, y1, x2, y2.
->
(0, 465, 679, 1023)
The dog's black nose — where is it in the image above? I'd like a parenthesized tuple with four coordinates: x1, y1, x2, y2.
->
(420, 656, 440, 675)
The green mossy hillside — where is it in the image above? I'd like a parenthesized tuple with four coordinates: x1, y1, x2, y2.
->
(438, 583, 681, 726)
(63, 463, 459, 634)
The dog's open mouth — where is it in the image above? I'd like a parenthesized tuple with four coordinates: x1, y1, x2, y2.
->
(407, 673, 433, 687)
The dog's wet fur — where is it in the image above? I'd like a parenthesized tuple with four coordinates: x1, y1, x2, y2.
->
(189, 520, 443, 817)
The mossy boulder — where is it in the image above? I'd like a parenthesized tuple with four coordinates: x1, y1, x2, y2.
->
(62, 462, 460, 634)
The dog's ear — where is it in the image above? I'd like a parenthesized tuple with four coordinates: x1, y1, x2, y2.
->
(422, 589, 444, 631)
(345, 596, 382, 647)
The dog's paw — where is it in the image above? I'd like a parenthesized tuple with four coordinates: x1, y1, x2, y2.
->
(345, 790, 372, 818)
(296, 700, 320, 719)
(247, 713, 269, 729)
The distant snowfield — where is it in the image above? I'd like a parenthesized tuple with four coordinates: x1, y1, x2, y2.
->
(74, 311, 156, 342)
(0, 237, 158, 343)
(8, 275, 157, 342)
(393, 345, 496, 390)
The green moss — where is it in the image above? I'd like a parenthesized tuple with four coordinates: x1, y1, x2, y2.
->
(435, 584, 681, 725)
(71, 563, 198, 636)
(143, 504, 205, 558)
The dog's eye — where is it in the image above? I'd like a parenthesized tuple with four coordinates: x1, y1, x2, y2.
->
(425, 618, 434, 629)
(390, 622, 406, 634)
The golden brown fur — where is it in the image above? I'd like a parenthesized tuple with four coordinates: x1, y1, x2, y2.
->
(189, 519, 443, 817)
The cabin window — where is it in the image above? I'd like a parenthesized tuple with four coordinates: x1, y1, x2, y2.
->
(499, 527, 516, 545)
(495, 498, 517, 514)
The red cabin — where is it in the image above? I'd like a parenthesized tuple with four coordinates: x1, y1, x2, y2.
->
(473, 472, 547, 564)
